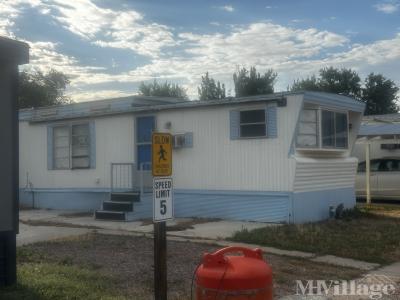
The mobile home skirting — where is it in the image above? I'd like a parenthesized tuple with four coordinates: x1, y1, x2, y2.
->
(19, 187, 356, 223)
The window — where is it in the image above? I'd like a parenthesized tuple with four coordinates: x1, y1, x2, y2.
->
(296, 108, 348, 150)
(239, 109, 266, 138)
(379, 159, 400, 172)
(71, 124, 90, 169)
(53, 123, 90, 169)
(381, 144, 400, 150)
(297, 109, 318, 147)
(357, 160, 381, 172)
(321, 111, 348, 148)
(53, 126, 70, 169)
(136, 116, 155, 170)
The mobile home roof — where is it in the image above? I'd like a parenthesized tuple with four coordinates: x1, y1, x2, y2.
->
(19, 91, 365, 123)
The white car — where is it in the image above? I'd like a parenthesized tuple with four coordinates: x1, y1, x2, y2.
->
(355, 157, 400, 200)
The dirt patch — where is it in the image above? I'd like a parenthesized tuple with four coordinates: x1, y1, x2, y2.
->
(58, 212, 94, 218)
(18, 233, 363, 299)
(20, 219, 101, 230)
(140, 217, 221, 231)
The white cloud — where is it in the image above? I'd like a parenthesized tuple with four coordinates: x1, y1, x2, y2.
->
(0, 0, 177, 59)
(66, 89, 135, 102)
(1, 0, 399, 101)
(220, 5, 234, 12)
(46, 0, 176, 58)
(210, 21, 221, 26)
(374, 1, 399, 13)
(291, 19, 307, 23)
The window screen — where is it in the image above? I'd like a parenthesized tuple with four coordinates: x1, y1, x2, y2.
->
(71, 124, 90, 169)
(52, 123, 91, 170)
(53, 126, 70, 169)
(239, 109, 266, 138)
(297, 109, 318, 147)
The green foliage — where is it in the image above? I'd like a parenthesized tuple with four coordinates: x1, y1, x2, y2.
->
(1, 263, 125, 300)
(233, 66, 277, 97)
(18, 69, 71, 109)
(138, 80, 188, 99)
(198, 72, 226, 100)
(229, 208, 400, 264)
(290, 75, 320, 92)
(291, 67, 361, 98)
(291, 67, 399, 115)
(363, 73, 399, 115)
(319, 67, 361, 97)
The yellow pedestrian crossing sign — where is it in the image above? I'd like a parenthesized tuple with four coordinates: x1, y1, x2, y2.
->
(152, 133, 172, 176)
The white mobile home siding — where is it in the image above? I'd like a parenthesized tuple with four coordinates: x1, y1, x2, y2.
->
(155, 95, 302, 192)
(19, 115, 135, 189)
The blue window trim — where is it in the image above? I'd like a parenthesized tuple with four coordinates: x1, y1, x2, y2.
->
(47, 121, 96, 170)
(230, 103, 278, 140)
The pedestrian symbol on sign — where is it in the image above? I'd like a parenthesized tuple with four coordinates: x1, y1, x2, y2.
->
(158, 145, 167, 163)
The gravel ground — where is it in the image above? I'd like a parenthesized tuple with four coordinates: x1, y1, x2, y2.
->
(18, 233, 364, 299)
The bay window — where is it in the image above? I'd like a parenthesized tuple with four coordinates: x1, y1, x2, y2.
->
(297, 108, 348, 150)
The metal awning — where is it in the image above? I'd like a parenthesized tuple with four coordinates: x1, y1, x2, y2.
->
(359, 123, 400, 136)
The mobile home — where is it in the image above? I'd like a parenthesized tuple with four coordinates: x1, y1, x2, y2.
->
(19, 91, 365, 223)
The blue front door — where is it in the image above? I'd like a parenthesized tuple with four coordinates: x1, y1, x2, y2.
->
(136, 116, 155, 170)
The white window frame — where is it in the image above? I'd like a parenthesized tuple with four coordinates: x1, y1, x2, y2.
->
(296, 108, 319, 148)
(53, 123, 91, 170)
(238, 108, 267, 139)
(320, 109, 349, 150)
(296, 107, 349, 151)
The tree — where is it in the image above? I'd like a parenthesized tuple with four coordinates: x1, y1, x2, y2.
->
(138, 80, 188, 99)
(319, 67, 361, 98)
(362, 73, 399, 115)
(198, 72, 226, 100)
(233, 66, 277, 97)
(18, 69, 71, 109)
(290, 75, 320, 92)
(291, 67, 361, 98)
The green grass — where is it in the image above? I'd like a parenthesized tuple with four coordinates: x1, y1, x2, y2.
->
(0, 263, 127, 300)
(229, 208, 400, 264)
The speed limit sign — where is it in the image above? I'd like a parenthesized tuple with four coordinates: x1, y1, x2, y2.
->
(153, 177, 173, 222)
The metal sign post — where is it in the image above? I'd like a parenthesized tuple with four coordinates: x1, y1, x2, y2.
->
(152, 133, 173, 300)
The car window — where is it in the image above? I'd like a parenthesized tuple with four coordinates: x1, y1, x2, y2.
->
(357, 160, 381, 172)
(389, 159, 400, 171)
(379, 160, 390, 171)
(378, 159, 400, 171)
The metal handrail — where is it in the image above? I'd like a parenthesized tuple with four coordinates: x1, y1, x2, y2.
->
(110, 162, 135, 192)
(139, 162, 152, 195)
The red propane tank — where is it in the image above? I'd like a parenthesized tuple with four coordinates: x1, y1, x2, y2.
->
(195, 246, 273, 300)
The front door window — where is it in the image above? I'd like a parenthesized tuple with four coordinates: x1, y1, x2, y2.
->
(136, 116, 155, 170)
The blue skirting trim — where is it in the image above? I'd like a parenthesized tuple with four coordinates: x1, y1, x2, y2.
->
(19, 188, 291, 222)
(19, 187, 356, 223)
(292, 187, 356, 223)
(19, 189, 108, 211)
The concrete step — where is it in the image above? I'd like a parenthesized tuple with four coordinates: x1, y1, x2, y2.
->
(103, 201, 133, 212)
(94, 210, 126, 221)
(110, 192, 140, 202)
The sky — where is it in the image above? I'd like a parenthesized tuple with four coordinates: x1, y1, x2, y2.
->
(1, 0, 399, 102)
